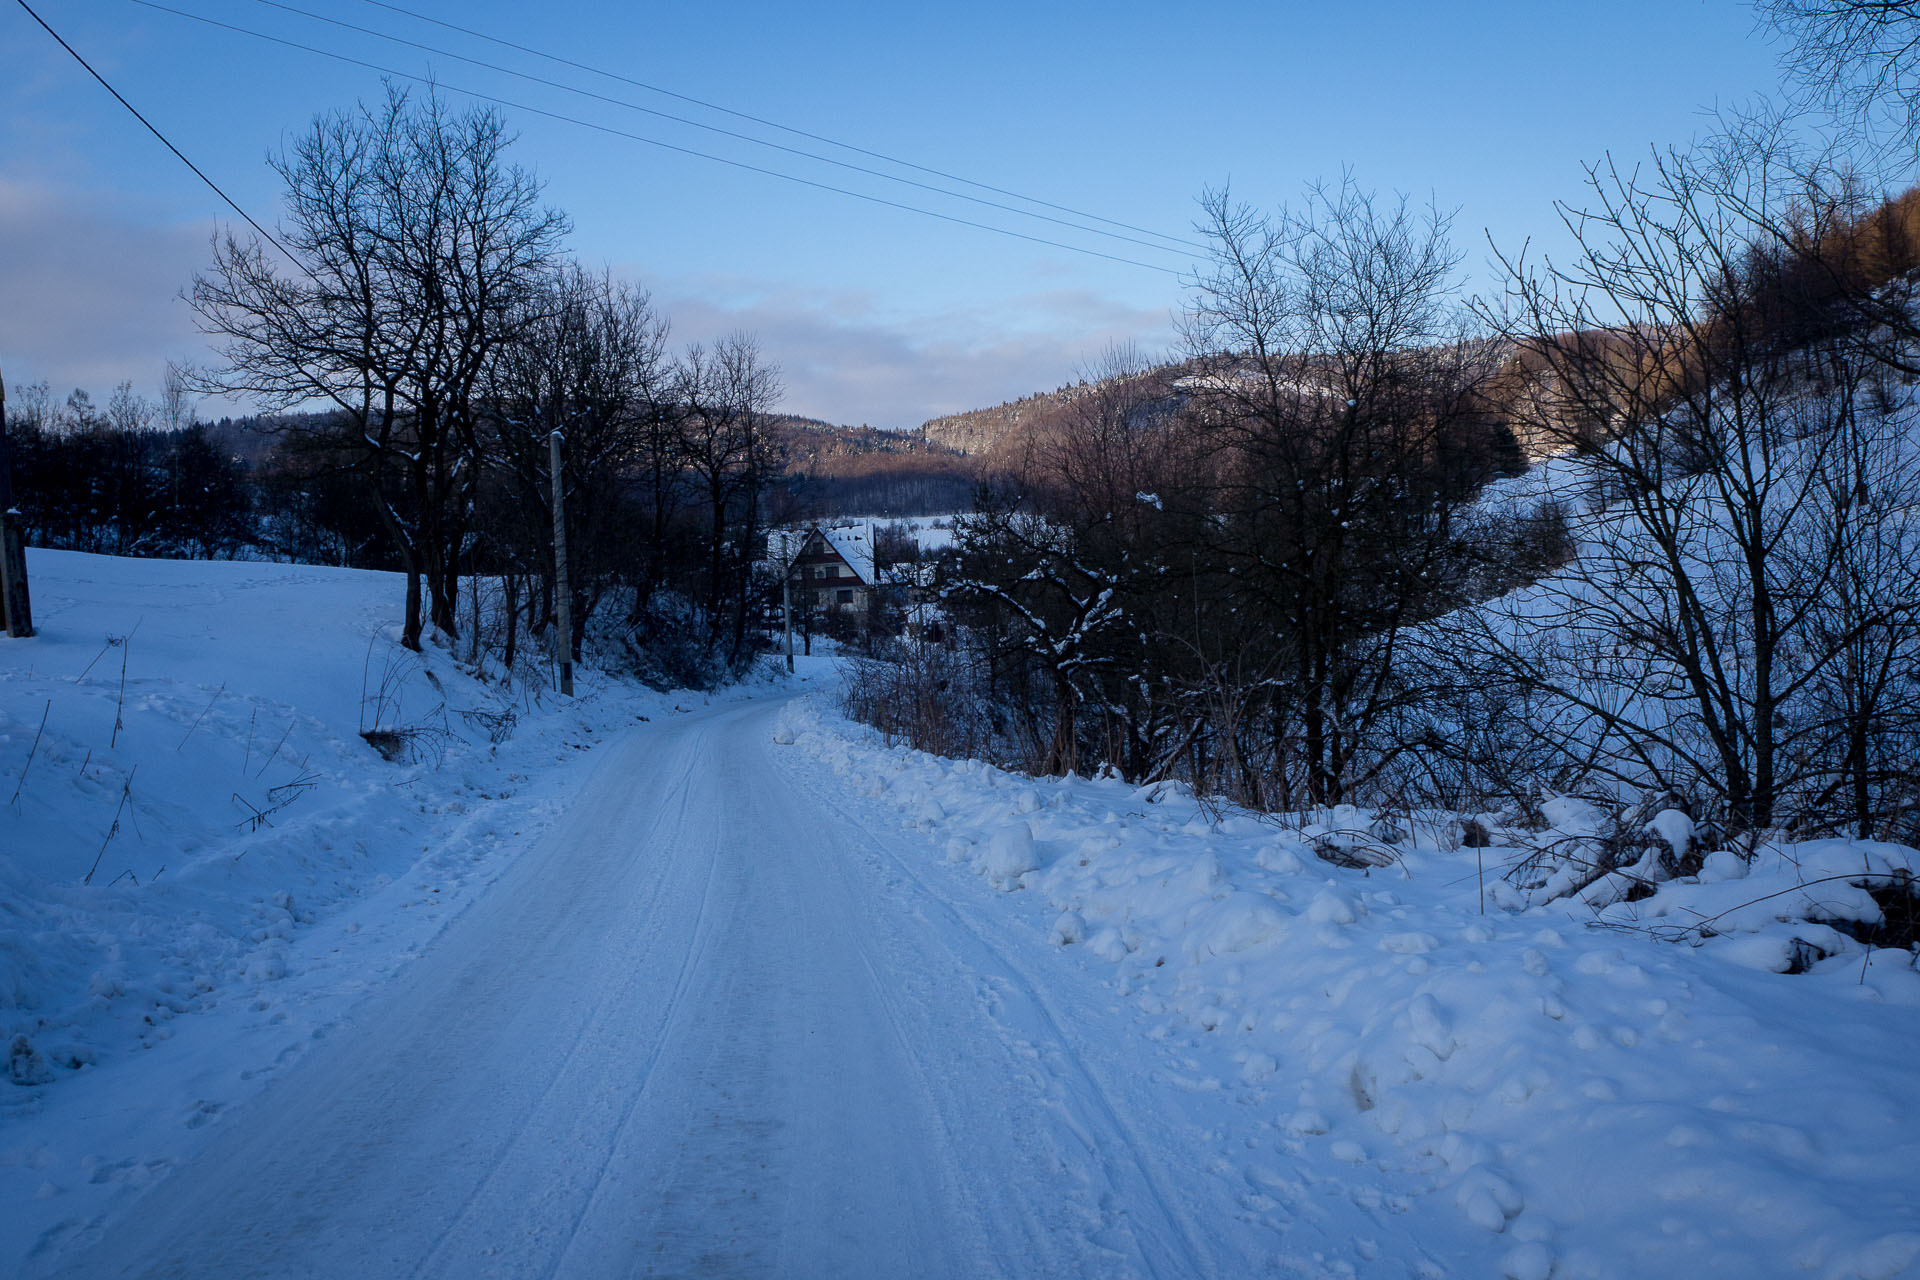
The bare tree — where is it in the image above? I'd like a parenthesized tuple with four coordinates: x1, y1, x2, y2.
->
(1446, 144, 1920, 837)
(675, 333, 782, 667)
(480, 264, 670, 663)
(159, 366, 195, 434)
(1762, 0, 1920, 145)
(1178, 178, 1511, 807)
(190, 85, 568, 649)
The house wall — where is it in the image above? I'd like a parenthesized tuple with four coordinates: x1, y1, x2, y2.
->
(790, 534, 869, 615)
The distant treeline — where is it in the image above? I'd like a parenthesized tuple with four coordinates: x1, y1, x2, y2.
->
(1, 370, 980, 689)
(6, 383, 260, 562)
(5, 387, 979, 562)
(790, 453, 980, 517)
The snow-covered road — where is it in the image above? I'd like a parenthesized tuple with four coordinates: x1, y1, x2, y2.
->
(47, 697, 1252, 1280)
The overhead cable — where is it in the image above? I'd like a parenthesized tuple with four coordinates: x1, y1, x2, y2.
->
(243, 0, 1201, 259)
(359, 0, 1201, 254)
(124, 0, 1188, 276)
(14, 0, 313, 278)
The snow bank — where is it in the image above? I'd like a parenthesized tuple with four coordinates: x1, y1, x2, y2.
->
(777, 694, 1920, 1280)
(0, 549, 749, 1270)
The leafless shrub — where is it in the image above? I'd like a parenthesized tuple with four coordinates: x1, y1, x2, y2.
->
(458, 705, 518, 745)
(840, 644, 993, 762)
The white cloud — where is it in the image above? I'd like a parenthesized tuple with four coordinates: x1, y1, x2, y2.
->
(647, 274, 1176, 429)
(0, 181, 1178, 431)
(0, 178, 213, 402)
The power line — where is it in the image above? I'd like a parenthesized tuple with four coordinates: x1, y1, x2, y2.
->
(123, 0, 1188, 276)
(14, 0, 312, 279)
(242, 0, 1202, 259)
(358, 0, 1202, 255)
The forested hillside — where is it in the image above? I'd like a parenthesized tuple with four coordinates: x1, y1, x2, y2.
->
(769, 416, 980, 515)
(918, 366, 1198, 460)
(852, 163, 1920, 854)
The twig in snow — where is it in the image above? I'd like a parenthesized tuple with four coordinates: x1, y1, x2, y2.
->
(233, 765, 318, 834)
(75, 640, 115, 682)
(1862, 852, 1876, 985)
(243, 708, 258, 774)
(177, 684, 226, 752)
(267, 765, 319, 806)
(84, 765, 137, 886)
(110, 637, 130, 749)
(8, 699, 50, 807)
(254, 720, 294, 778)
(123, 778, 145, 841)
(75, 623, 137, 684)
(358, 632, 377, 733)
(231, 791, 273, 833)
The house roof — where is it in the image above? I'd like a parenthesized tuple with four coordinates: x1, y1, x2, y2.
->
(817, 526, 875, 585)
(764, 523, 876, 586)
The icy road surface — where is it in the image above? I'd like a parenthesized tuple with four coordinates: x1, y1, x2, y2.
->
(48, 698, 1271, 1279)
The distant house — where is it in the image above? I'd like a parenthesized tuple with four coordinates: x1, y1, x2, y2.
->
(774, 524, 876, 621)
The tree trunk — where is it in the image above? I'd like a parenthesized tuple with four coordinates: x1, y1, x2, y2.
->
(402, 566, 423, 652)
(502, 572, 520, 671)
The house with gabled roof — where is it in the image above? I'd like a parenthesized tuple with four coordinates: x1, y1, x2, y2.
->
(775, 523, 876, 620)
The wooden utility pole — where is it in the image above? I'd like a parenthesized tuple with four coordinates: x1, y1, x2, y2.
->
(0, 363, 34, 639)
(549, 430, 573, 696)
(781, 536, 795, 674)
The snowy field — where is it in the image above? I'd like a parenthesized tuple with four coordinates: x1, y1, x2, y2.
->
(1, 549, 1916, 1279)
(809, 512, 962, 556)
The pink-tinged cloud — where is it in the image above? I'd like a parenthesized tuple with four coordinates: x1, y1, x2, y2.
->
(0, 181, 1179, 429)
(0, 178, 212, 401)
(644, 274, 1177, 430)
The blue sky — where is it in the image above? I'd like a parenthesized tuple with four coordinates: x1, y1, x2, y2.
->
(3, 0, 1785, 427)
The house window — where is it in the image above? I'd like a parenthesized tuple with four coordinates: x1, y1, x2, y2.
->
(836, 588, 854, 605)
(825, 564, 839, 578)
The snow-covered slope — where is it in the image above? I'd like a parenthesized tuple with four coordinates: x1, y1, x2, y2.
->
(0, 549, 755, 1271)
(780, 694, 1920, 1280)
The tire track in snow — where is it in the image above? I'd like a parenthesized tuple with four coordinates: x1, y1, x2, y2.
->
(403, 724, 715, 1279)
(893, 880, 1219, 1280)
(535, 700, 961, 1278)
(740, 726, 1054, 1279)
(540, 724, 740, 1279)
(765, 716, 1222, 1280)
